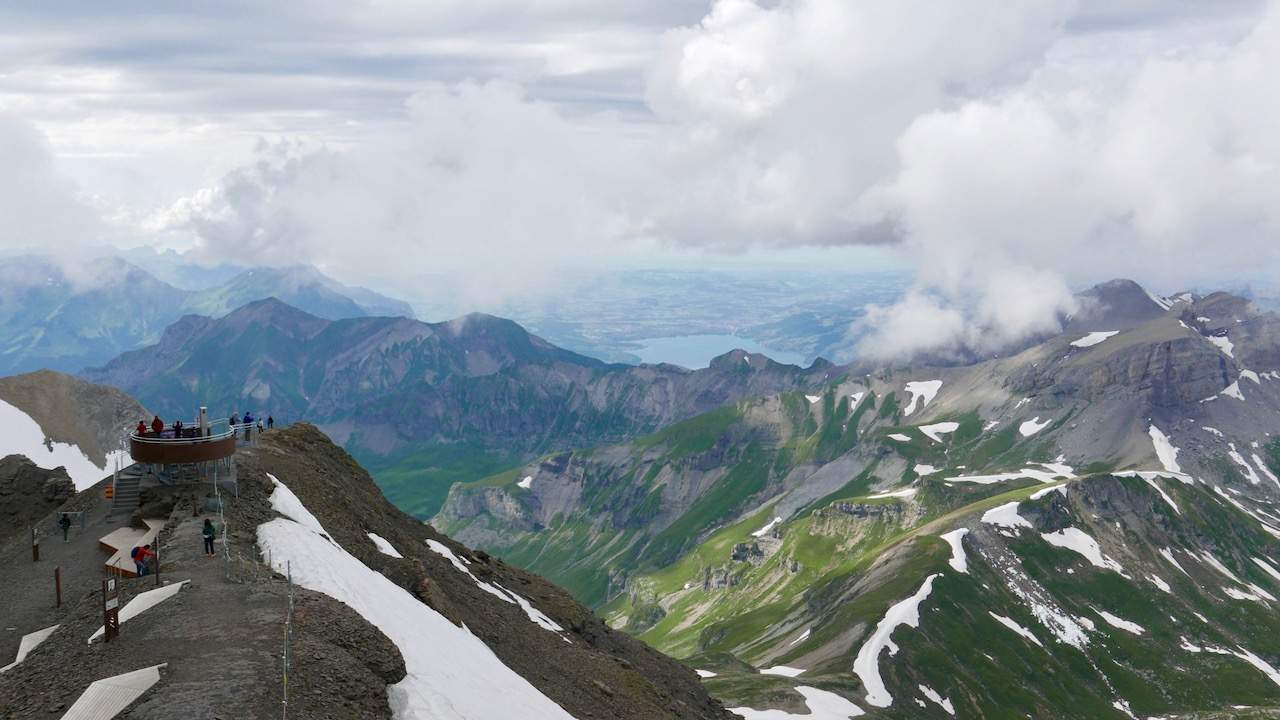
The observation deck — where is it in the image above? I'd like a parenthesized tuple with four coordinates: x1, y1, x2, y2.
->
(128, 414, 258, 467)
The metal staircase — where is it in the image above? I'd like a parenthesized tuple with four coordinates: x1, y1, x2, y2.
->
(108, 465, 145, 520)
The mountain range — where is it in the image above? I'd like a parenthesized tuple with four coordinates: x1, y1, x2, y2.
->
(0, 255, 413, 375)
(7, 277, 1279, 717)
(432, 280, 1280, 717)
(80, 298, 833, 516)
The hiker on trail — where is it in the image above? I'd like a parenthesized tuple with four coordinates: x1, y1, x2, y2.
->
(131, 544, 156, 576)
(267, 415, 274, 429)
(151, 415, 164, 435)
(243, 412, 254, 440)
(59, 513, 72, 542)
(230, 412, 240, 428)
(136, 420, 146, 436)
(173, 419, 184, 438)
(202, 519, 217, 557)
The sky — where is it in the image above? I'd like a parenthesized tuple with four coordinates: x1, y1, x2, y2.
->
(2, 0, 1278, 358)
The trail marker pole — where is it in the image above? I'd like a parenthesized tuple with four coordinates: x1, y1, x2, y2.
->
(103, 577, 120, 642)
(31, 527, 39, 562)
(55, 566, 62, 608)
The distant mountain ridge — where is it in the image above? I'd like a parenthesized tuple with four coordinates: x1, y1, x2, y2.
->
(0, 255, 414, 375)
(82, 298, 833, 456)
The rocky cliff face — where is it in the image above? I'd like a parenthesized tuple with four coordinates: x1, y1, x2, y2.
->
(0, 455, 74, 546)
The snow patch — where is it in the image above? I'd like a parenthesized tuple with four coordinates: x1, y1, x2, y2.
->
(425, 539, 567, 636)
(1159, 548, 1191, 577)
(919, 422, 959, 443)
(1221, 381, 1245, 401)
(1029, 484, 1067, 500)
(695, 669, 717, 678)
(805, 394, 822, 404)
(982, 502, 1032, 531)
(731, 687, 865, 719)
(1070, 331, 1119, 348)
(1144, 287, 1172, 311)
(1040, 528, 1128, 576)
(760, 666, 806, 677)
(1148, 425, 1182, 474)
(988, 612, 1044, 647)
(752, 516, 783, 538)
(1203, 426, 1224, 437)
(849, 392, 865, 408)
(1253, 557, 1280, 584)
(939, 529, 969, 573)
(1228, 445, 1262, 484)
(887, 433, 912, 442)
(1207, 334, 1235, 358)
(853, 574, 940, 708)
(1252, 454, 1280, 489)
(789, 628, 811, 646)
(913, 464, 940, 476)
(1019, 417, 1051, 437)
(867, 488, 917, 500)
(1094, 610, 1144, 635)
(917, 685, 955, 716)
(1148, 574, 1172, 593)
(902, 380, 942, 417)
(90, 581, 189, 643)
(945, 464, 1074, 486)
(516, 475, 533, 489)
(368, 533, 404, 559)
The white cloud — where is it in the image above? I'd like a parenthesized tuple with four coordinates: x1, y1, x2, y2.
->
(855, 1, 1280, 355)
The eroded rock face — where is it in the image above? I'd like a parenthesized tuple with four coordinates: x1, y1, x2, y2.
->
(0, 455, 74, 545)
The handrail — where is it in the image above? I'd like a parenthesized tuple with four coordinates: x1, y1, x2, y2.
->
(131, 429, 236, 445)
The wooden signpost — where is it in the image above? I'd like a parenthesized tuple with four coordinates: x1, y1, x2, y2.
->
(103, 577, 120, 642)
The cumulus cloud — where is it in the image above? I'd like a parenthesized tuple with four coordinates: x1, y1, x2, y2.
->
(856, 0, 1280, 357)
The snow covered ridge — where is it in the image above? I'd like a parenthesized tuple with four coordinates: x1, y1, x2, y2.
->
(257, 476, 576, 720)
(0, 398, 131, 491)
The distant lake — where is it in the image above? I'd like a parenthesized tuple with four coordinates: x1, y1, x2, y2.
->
(630, 334, 808, 369)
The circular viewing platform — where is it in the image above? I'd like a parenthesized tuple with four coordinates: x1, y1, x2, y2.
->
(129, 428, 238, 465)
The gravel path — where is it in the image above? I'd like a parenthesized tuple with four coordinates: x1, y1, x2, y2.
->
(0, 479, 114, 663)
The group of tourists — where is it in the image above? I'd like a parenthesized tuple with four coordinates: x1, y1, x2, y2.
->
(134, 412, 276, 438)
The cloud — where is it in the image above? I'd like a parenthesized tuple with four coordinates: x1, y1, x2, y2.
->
(0, 114, 101, 256)
(180, 81, 655, 308)
(5, 0, 1279, 359)
(856, 0, 1280, 356)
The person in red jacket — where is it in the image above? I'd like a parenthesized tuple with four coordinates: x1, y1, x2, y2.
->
(135, 420, 147, 436)
(150, 416, 164, 435)
(131, 543, 156, 576)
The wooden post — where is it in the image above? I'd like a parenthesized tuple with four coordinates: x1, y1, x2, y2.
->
(31, 527, 39, 562)
(55, 566, 62, 608)
(155, 539, 162, 587)
(103, 577, 120, 642)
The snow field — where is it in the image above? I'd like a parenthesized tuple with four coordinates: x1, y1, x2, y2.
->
(258, 479, 575, 720)
(0, 398, 131, 491)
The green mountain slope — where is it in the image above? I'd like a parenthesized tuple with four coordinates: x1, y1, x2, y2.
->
(436, 288, 1280, 717)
